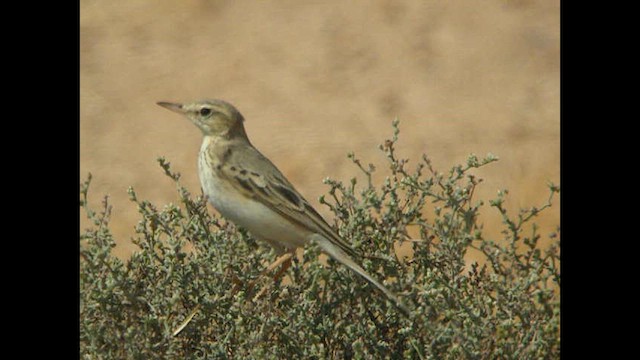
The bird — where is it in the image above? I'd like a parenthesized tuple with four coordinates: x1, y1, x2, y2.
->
(157, 99, 409, 315)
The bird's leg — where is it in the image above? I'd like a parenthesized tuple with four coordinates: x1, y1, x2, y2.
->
(251, 251, 294, 301)
(264, 252, 293, 281)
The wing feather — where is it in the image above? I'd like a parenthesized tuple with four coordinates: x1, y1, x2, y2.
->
(217, 144, 358, 257)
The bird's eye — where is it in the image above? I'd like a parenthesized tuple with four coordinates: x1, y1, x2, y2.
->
(200, 108, 212, 116)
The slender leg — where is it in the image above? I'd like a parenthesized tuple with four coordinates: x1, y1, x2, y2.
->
(252, 251, 294, 301)
(263, 252, 293, 279)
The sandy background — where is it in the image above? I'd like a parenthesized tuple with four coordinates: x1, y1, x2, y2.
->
(80, 0, 559, 259)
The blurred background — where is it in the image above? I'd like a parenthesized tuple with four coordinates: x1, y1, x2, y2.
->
(80, 0, 559, 259)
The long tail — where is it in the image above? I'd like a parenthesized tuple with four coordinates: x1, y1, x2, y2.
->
(311, 234, 410, 317)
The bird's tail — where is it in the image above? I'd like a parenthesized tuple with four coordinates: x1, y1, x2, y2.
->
(311, 234, 410, 317)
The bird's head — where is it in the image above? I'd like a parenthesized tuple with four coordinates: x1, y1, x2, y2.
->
(157, 99, 247, 139)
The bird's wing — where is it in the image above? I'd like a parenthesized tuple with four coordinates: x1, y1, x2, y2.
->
(216, 144, 358, 258)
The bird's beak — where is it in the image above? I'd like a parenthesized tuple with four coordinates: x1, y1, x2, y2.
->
(156, 101, 186, 114)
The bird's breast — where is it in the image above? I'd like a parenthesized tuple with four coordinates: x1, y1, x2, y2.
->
(197, 140, 309, 249)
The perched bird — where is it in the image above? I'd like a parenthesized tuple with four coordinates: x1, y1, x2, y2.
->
(157, 99, 408, 315)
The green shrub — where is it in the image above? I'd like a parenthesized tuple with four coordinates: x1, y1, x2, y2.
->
(80, 121, 560, 359)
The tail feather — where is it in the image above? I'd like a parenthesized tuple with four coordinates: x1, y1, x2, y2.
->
(311, 234, 410, 317)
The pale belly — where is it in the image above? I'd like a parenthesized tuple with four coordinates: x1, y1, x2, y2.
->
(198, 147, 309, 250)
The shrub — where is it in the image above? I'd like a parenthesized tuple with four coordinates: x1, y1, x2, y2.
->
(80, 121, 560, 359)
